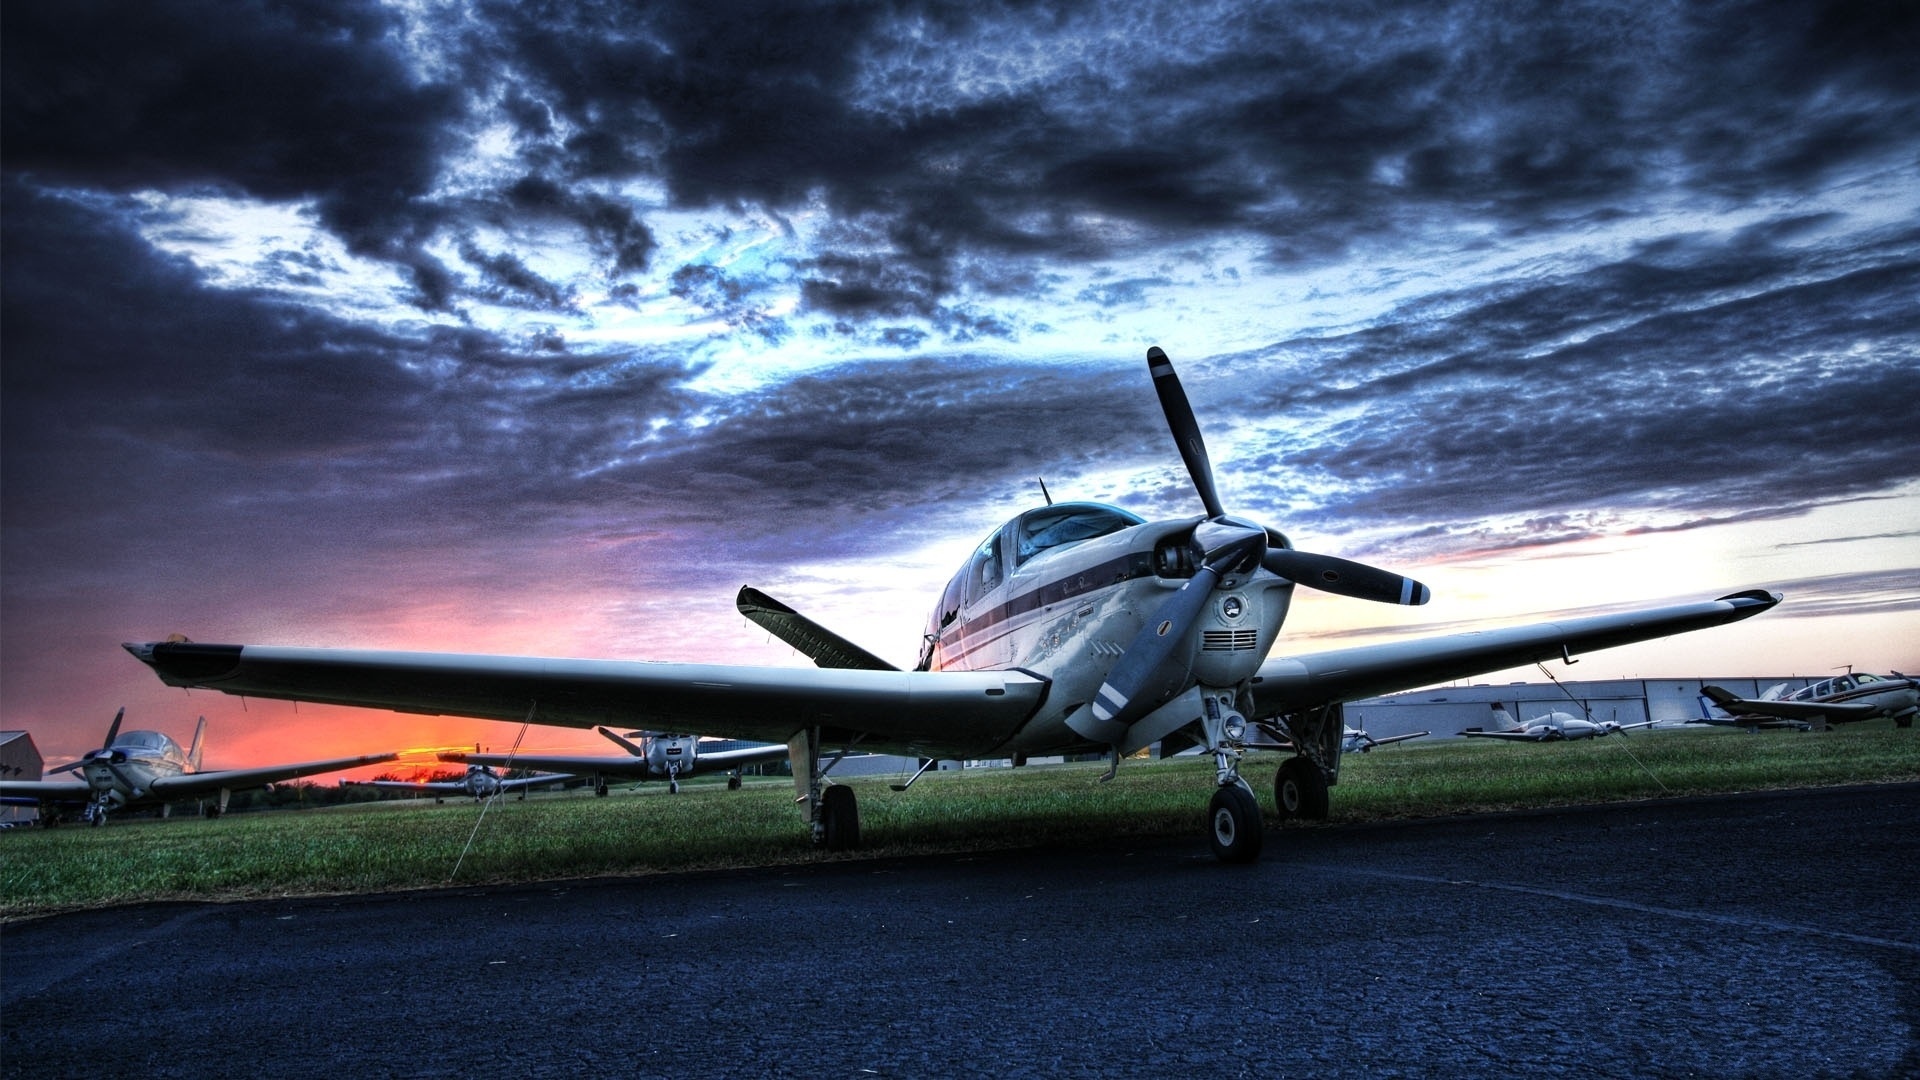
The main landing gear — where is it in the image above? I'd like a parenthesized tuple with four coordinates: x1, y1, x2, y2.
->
(1273, 756, 1329, 820)
(789, 727, 862, 852)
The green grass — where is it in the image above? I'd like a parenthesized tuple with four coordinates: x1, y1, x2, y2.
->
(5, 726, 1916, 917)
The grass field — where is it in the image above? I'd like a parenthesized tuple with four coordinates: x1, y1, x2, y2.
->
(5, 726, 1916, 918)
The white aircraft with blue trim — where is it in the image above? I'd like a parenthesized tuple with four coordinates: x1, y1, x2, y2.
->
(123, 347, 1781, 861)
(0, 709, 397, 825)
(439, 727, 791, 795)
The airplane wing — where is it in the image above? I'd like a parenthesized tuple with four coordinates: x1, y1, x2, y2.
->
(347, 772, 575, 794)
(443, 743, 789, 777)
(1699, 685, 1878, 724)
(1457, 730, 1545, 741)
(441, 752, 657, 778)
(123, 590, 1771, 759)
(345, 779, 472, 794)
(1250, 590, 1781, 717)
(0, 779, 92, 805)
(122, 642, 1049, 758)
(146, 752, 401, 798)
(695, 743, 794, 769)
(1364, 731, 1429, 747)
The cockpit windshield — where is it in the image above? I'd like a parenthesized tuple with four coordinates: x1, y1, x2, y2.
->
(118, 730, 176, 753)
(1012, 503, 1144, 566)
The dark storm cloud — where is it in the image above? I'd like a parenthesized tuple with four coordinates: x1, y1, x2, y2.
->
(12, 1, 1917, 326)
(456, 238, 576, 312)
(0, 180, 709, 599)
(1760, 569, 1920, 619)
(1, 0, 466, 309)
(1237, 223, 1920, 550)
(0, 177, 1145, 597)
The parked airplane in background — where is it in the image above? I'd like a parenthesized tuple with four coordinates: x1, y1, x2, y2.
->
(440, 727, 790, 795)
(346, 763, 574, 802)
(0, 709, 397, 825)
(1342, 726, 1428, 753)
(123, 347, 1782, 862)
(1700, 672, 1917, 730)
(1461, 703, 1660, 742)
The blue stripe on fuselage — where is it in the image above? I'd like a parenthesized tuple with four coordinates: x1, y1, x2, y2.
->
(937, 551, 1159, 669)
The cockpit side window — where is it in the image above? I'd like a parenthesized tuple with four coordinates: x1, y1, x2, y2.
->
(964, 531, 1003, 606)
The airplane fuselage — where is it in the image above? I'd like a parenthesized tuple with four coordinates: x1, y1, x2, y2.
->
(79, 730, 192, 810)
(1783, 673, 1918, 720)
(918, 504, 1296, 758)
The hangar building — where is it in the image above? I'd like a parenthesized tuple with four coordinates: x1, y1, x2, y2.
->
(1, 731, 46, 824)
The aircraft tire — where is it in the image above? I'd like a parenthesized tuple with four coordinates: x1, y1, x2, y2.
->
(1207, 784, 1263, 863)
(821, 784, 861, 851)
(1274, 757, 1330, 821)
(728, 775, 742, 790)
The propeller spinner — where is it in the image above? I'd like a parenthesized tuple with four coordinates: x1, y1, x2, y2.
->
(1091, 347, 1430, 731)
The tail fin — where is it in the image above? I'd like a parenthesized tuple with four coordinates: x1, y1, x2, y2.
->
(1488, 702, 1521, 733)
(187, 717, 208, 772)
(1700, 685, 1739, 709)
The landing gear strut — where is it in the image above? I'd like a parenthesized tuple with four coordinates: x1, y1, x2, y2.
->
(1265, 702, 1342, 821)
(1198, 687, 1263, 863)
(788, 727, 862, 852)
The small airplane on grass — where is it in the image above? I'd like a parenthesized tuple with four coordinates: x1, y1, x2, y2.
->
(346, 763, 575, 802)
(439, 727, 790, 795)
(0, 709, 397, 825)
(1461, 703, 1658, 741)
(1699, 672, 1917, 731)
(123, 347, 1780, 862)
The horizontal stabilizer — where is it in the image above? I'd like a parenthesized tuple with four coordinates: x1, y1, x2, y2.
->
(736, 586, 898, 671)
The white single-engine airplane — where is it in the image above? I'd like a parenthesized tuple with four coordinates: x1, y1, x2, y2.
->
(1460, 703, 1659, 742)
(346, 763, 576, 802)
(1700, 672, 1917, 730)
(439, 727, 790, 795)
(0, 709, 398, 825)
(123, 348, 1781, 861)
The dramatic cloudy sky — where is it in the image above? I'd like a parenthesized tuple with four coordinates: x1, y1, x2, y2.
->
(5, 0, 1917, 770)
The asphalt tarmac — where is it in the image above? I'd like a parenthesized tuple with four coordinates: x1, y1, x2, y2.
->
(5, 783, 1917, 1078)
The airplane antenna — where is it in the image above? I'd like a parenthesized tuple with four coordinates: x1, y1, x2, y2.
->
(1037, 477, 1053, 506)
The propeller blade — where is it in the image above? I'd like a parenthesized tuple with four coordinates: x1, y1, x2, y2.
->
(1262, 549, 1431, 606)
(101, 707, 125, 750)
(1147, 347, 1226, 520)
(1091, 526, 1267, 730)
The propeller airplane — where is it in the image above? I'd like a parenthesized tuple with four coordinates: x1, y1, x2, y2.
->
(1460, 703, 1659, 742)
(123, 347, 1781, 861)
(439, 727, 790, 795)
(345, 763, 575, 802)
(0, 709, 398, 825)
(1699, 672, 1917, 730)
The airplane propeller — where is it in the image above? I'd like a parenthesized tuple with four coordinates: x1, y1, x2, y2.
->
(1089, 348, 1430, 732)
